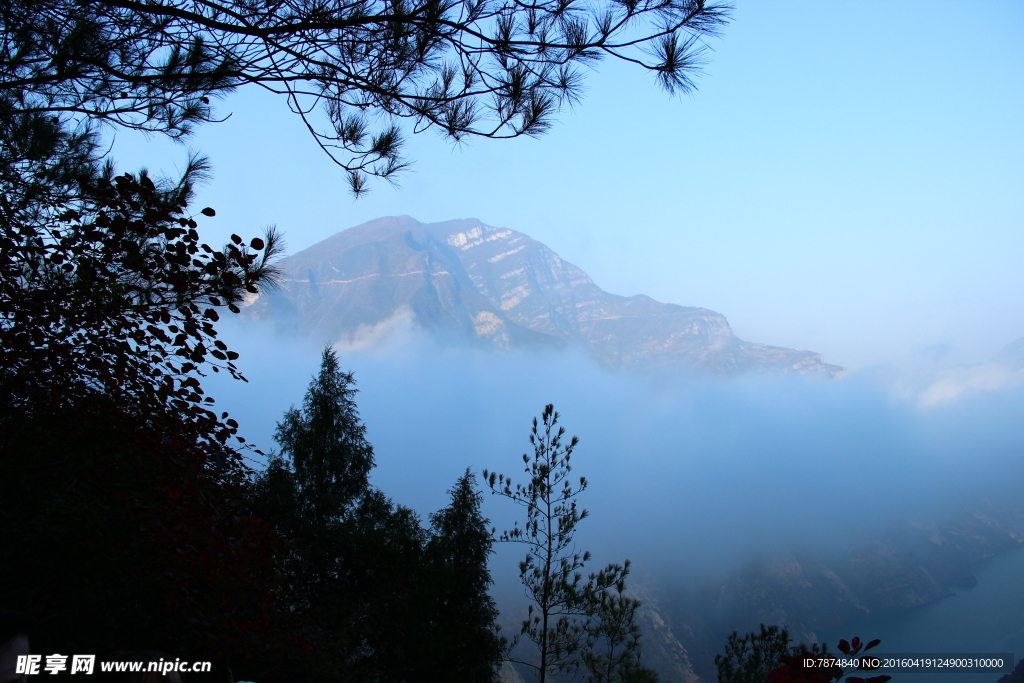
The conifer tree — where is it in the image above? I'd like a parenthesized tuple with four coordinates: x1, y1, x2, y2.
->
(486, 404, 656, 683)
(581, 560, 659, 683)
(250, 348, 396, 679)
(715, 624, 794, 683)
(485, 404, 589, 681)
(274, 346, 374, 526)
(425, 469, 505, 682)
(251, 353, 507, 682)
(2, 0, 730, 193)
(715, 625, 889, 683)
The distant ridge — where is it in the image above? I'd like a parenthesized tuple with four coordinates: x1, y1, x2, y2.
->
(244, 216, 842, 376)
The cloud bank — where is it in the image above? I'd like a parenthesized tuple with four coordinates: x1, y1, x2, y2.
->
(205, 319, 1024, 590)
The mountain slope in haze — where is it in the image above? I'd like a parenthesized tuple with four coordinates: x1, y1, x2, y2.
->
(245, 216, 842, 375)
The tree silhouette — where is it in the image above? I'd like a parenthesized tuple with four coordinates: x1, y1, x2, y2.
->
(485, 404, 590, 681)
(248, 354, 507, 682)
(2, 0, 731, 192)
(715, 626, 892, 683)
(274, 346, 375, 526)
(486, 404, 655, 683)
(425, 469, 505, 682)
(0, 329, 298, 671)
(581, 560, 658, 683)
(715, 624, 798, 683)
(0, 165, 282, 450)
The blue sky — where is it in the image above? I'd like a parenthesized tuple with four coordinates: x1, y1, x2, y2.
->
(109, 1, 1024, 371)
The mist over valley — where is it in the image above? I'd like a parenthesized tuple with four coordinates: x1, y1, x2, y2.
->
(209, 216, 1024, 682)
(5, 2, 1022, 681)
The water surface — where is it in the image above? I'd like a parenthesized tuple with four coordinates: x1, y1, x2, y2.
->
(819, 532, 1024, 683)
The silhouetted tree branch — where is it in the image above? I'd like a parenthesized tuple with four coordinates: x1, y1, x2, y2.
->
(0, 163, 282, 449)
(1, 0, 731, 193)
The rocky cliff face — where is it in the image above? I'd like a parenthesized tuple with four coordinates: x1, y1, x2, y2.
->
(245, 216, 841, 375)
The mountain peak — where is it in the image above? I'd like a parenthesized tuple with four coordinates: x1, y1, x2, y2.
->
(246, 217, 841, 376)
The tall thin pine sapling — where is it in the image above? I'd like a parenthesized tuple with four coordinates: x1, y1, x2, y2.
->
(485, 404, 590, 682)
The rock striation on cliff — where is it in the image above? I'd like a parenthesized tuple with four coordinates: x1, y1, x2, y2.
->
(245, 216, 841, 375)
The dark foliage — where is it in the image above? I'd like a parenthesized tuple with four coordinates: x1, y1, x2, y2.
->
(998, 658, 1024, 683)
(760, 633, 890, 683)
(0, 159, 283, 444)
(0, 104, 298, 668)
(1, 0, 730, 192)
(246, 352, 502, 682)
(0, 386, 301, 678)
(425, 469, 505, 682)
(716, 624, 798, 683)
(0, 98, 106, 226)
(274, 347, 375, 525)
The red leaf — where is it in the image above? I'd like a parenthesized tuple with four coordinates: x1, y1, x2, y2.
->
(201, 207, 216, 217)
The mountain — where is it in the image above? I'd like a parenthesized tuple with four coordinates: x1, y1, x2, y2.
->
(244, 216, 842, 375)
